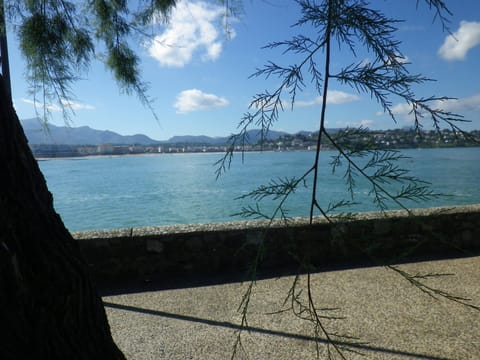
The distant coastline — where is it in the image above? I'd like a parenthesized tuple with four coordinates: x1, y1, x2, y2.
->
(30, 127, 480, 159)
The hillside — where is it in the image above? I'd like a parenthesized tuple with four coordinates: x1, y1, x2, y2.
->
(166, 129, 288, 145)
(21, 118, 160, 146)
(21, 118, 289, 145)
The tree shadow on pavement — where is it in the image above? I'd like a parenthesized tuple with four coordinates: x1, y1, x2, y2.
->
(103, 301, 453, 360)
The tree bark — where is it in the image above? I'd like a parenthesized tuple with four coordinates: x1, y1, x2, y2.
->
(0, 76, 125, 359)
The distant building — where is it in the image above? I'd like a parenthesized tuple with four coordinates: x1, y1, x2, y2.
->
(30, 144, 78, 158)
(128, 145, 144, 154)
(77, 146, 98, 156)
(97, 143, 114, 154)
(113, 146, 130, 155)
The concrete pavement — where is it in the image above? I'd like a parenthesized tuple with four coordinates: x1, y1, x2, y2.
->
(103, 256, 480, 360)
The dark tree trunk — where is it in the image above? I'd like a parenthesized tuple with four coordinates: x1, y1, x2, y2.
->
(0, 76, 125, 359)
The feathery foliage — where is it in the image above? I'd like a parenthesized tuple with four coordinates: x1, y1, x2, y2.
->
(4, 0, 178, 119)
(217, 1, 478, 358)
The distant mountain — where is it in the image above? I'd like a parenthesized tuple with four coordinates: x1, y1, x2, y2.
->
(164, 129, 288, 145)
(21, 118, 291, 146)
(165, 135, 227, 144)
(21, 118, 160, 145)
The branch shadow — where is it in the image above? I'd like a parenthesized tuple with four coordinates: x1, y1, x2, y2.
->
(103, 301, 453, 360)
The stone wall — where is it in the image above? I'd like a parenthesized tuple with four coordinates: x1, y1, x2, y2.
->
(74, 205, 480, 282)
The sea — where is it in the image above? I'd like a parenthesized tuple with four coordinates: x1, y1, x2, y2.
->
(38, 147, 480, 232)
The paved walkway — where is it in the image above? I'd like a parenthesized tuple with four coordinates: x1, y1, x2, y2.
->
(103, 256, 480, 359)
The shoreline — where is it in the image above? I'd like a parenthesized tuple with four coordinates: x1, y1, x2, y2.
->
(35, 144, 480, 161)
(35, 151, 232, 161)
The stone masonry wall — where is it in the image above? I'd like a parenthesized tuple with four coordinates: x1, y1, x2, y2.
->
(74, 205, 480, 282)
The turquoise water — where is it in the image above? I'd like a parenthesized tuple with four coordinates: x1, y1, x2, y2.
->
(38, 147, 480, 231)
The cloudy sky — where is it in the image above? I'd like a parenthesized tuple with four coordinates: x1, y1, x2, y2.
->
(9, 0, 480, 140)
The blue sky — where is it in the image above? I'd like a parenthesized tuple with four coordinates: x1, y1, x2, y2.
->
(9, 0, 480, 141)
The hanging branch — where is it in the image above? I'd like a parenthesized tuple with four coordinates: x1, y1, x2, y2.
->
(219, 1, 477, 359)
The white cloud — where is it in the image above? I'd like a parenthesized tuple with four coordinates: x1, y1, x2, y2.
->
(174, 89, 229, 113)
(358, 119, 374, 128)
(22, 98, 95, 112)
(394, 54, 409, 64)
(295, 98, 319, 107)
(328, 90, 361, 104)
(433, 93, 480, 113)
(148, 1, 234, 67)
(361, 53, 409, 68)
(22, 98, 61, 112)
(438, 21, 480, 61)
(296, 90, 360, 107)
(386, 93, 480, 122)
(60, 99, 96, 111)
(390, 102, 413, 117)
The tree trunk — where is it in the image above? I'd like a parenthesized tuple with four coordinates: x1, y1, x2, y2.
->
(0, 76, 125, 359)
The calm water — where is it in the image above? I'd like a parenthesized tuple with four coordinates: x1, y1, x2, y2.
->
(38, 147, 480, 231)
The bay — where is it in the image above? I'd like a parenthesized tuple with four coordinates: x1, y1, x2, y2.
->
(38, 147, 480, 231)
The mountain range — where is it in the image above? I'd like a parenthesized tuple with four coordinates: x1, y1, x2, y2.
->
(21, 118, 158, 145)
(20, 118, 291, 146)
